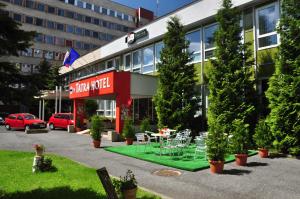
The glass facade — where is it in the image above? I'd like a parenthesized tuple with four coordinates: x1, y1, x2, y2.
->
(186, 30, 201, 63)
(204, 24, 218, 59)
(142, 46, 154, 74)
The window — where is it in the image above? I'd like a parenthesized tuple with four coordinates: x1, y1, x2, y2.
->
(132, 50, 141, 70)
(85, 16, 91, 23)
(22, 48, 33, 56)
(256, 2, 279, 49)
(55, 37, 65, 46)
(85, 3, 92, 10)
(13, 13, 22, 22)
(243, 9, 253, 30)
(13, 0, 22, 6)
(75, 13, 83, 21)
(117, 12, 122, 20)
(33, 49, 43, 58)
(155, 41, 164, 70)
(100, 33, 106, 41)
(124, 14, 129, 21)
(45, 35, 54, 44)
(66, 25, 74, 33)
(93, 18, 99, 25)
(94, 5, 100, 13)
(44, 51, 54, 60)
(101, 7, 107, 15)
(204, 23, 218, 59)
(186, 29, 201, 63)
(102, 20, 107, 27)
(68, 0, 75, 5)
(35, 18, 43, 26)
(98, 100, 105, 115)
(84, 29, 91, 36)
(47, 21, 55, 29)
(77, 1, 84, 8)
(92, 31, 98, 38)
(34, 34, 44, 42)
(57, 9, 64, 16)
(142, 46, 154, 74)
(56, 23, 64, 31)
(65, 40, 73, 47)
(66, 11, 74, 19)
(106, 59, 114, 69)
(48, 6, 55, 14)
(75, 27, 82, 35)
(36, 3, 45, 11)
(124, 53, 131, 71)
(75, 41, 82, 49)
(25, 0, 34, 9)
(115, 57, 120, 69)
(83, 43, 90, 50)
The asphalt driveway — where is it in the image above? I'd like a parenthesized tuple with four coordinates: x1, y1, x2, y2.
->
(0, 126, 299, 199)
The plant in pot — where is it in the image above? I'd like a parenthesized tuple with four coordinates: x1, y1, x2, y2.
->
(253, 118, 273, 158)
(112, 170, 137, 199)
(85, 99, 98, 128)
(140, 117, 151, 133)
(90, 115, 104, 148)
(229, 119, 250, 166)
(206, 118, 228, 174)
(122, 117, 135, 145)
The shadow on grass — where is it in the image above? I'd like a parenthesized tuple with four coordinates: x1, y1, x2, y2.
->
(247, 162, 268, 167)
(222, 169, 252, 175)
(0, 186, 106, 199)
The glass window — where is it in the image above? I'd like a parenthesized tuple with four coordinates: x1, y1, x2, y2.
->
(75, 13, 83, 21)
(106, 60, 114, 69)
(94, 5, 100, 12)
(48, 6, 55, 14)
(124, 53, 131, 70)
(66, 11, 74, 18)
(57, 9, 64, 16)
(25, 0, 34, 8)
(109, 9, 115, 17)
(102, 7, 107, 15)
(102, 20, 107, 27)
(124, 14, 129, 21)
(83, 43, 90, 50)
(92, 31, 98, 38)
(47, 21, 55, 29)
(35, 18, 43, 26)
(204, 23, 218, 59)
(22, 48, 33, 56)
(117, 12, 122, 20)
(33, 49, 43, 58)
(75, 27, 82, 35)
(65, 40, 73, 47)
(55, 37, 65, 46)
(93, 18, 99, 25)
(68, 0, 75, 5)
(85, 29, 91, 36)
(243, 9, 253, 30)
(45, 35, 54, 44)
(56, 23, 64, 31)
(34, 34, 44, 42)
(132, 50, 141, 69)
(115, 57, 120, 70)
(13, 0, 22, 5)
(13, 13, 22, 22)
(44, 51, 54, 60)
(155, 41, 164, 70)
(85, 16, 91, 23)
(186, 30, 201, 63)
(36, 3, 44, 11)
(77, 1, 84, 8)
(75, 41, 82, 49)
(100, 33, 106, 41)
(66, 25, 74, 33)
(105, 100, 112, 117)
(256, 3, 279, 49)
(98, 100, 105, 116)
(142, 46, 154, 74)
(85, 3, 92, 10)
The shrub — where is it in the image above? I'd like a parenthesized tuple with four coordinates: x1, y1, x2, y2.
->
(90, 115, 104, 141)
(122, 117, 135, 139)
(253, 118, 273, 149)
(112, 170, 137, 195)
(229, 119, 250, 154)
(140, 118, 151, 132)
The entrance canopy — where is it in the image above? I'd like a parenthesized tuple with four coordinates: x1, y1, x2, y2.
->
(69, 70, 157, 133)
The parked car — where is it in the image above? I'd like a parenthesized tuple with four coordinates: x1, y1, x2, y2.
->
(5, 113, 47, 131)
(48, 113, 74, 130)
(0, 117, 5, 125)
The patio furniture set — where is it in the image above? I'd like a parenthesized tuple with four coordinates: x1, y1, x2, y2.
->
(135, 129, 207, 160)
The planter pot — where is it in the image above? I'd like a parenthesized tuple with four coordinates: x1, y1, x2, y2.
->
(258, 148, 269, 158)
(209, 160, 224, 174)
(122, 187, 137, 199)
(93, 140, 101, 148)
(235, 154, 248, 166)
(125, 138, 133, 145)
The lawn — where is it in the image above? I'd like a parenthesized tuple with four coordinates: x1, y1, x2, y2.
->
(0, 150, 160, 199)
(105, 143, 257, 171)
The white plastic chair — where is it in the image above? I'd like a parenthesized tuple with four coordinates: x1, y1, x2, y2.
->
(194, 137, 206, 160)
(135, 133, 151, 152)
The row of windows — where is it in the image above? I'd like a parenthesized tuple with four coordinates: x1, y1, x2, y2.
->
(63, 2, 280, 84)
(18, 48, 67, 61)
(16, 63, 38, 74)
(6, 0, 135, 33)
(10, 11, 118, 42)
(61, 0, 135, 22)
(34, 33, 99, 51)
(97, 100, 116, 118)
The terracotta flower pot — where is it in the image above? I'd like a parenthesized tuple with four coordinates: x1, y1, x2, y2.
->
(122, 187, 137, 199)
(93, 140, 101, 148)
(209, 160, 224, 174)
(235, 154, 248, 166)
(258, 148, 269, 158)
(125, 138, 133, 145)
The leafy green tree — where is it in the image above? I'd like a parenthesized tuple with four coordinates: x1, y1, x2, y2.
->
(206, 0, 255, 160)
(0, 3, 35, 104)
(153, 16, 200, 131)
(266, 0, 300, 155)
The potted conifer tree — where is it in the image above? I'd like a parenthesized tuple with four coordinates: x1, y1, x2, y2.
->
(122, 117, 135, 145)
(253, 118, 273, 158)
(90, 115, 104, 148)
(230, 119, 250, 166)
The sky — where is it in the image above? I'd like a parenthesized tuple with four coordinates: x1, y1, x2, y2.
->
(111, 0, 195, 17)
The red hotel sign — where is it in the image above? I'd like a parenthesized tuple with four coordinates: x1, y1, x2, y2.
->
(69, 72, 115, 99)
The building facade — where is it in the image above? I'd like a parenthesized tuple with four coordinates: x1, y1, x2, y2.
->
(59, 0, 281, 133)
(0, 0, 153, 75)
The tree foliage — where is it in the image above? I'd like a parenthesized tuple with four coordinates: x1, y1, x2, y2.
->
(153, 16, 200, 131)
(266, 0, 300, 155)
(206, 0, 255, 160)
(0, 2, 35, 105)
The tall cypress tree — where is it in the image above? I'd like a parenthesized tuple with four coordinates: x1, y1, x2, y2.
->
(206, 0, 255, 159)
(266, 0, 300, 155)
(154, 16, 200, 131)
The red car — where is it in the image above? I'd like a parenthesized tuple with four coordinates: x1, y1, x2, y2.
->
(48, 113, 74, 130)
(5, 113, 47, 131)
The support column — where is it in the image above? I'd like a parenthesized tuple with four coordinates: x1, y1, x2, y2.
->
(73, 99, 85, 131)
(39, 100, 41, 119)
(115, 95, 131, 134)
(42, 99, 45, 121)
(59, 86, 62, 113)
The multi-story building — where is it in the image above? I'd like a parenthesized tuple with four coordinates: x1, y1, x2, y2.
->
(59, 0, 280, 133)
(0, 0, 154, 74)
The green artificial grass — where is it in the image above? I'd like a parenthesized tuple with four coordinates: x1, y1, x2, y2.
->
(105, 143, 257, 171)
(0, 150, 160, 199)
